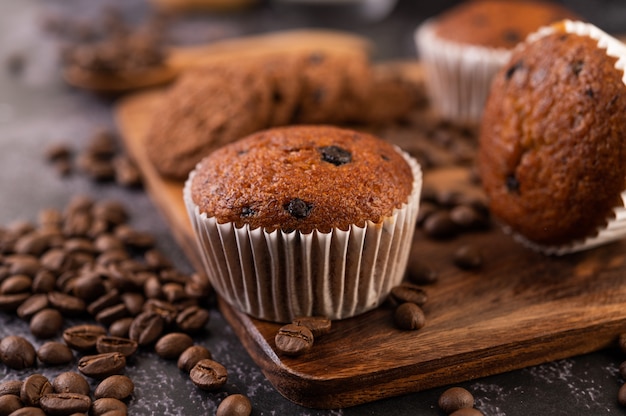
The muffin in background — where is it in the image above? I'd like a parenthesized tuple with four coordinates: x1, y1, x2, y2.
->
(478, 20, 626, 255)
(415, 0, 579, 125)
(184, 125, 422, 322)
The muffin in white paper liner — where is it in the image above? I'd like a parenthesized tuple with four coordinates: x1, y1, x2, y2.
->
(183, 148, 422, 323)
(414, 19, 511, 125)
(487, 20, 626, 256)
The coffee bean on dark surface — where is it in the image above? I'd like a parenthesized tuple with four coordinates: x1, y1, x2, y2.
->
(0, 393, 23, 415)
(20, 374, 53, 407)
(96, 335, 138, 357)
(175, 305, 210, 333)
(52, 372, 90, 396)
(29, 308, 64, 338)
(390, 283, 428, 306)
(129, 310, 164, 346)
(405, 257, 438, 285)
(275, 323, 314, 356)
(39, 392, 92, 415)
(0, 380, 23, 396)
(216, 393, 252, 416)
(189, 359, 228, 391)
(178, 345, 212, 373)
(393, 302, 426, 330)
(0, 335, 36, 369)
(449, 205, 488, 230)
(453, 245, 483, 270)
(37, 341, 74, 365)
(94, 374, 134, 400)
(108, 317, 134, 338)
(63, 324, 107, 351)
(422, 210, 458, 239)
(0, 274, 32, 294)
(155, 332, 194, 360)
(91, 397, 128, 416)
(8, 407, 46, 416)
(291, 316, 331, 338)
(77, 352, 126, 379)
(16, 293, 49, 320)
(438, 386, 475, 414)
(47, 291, 86, 315)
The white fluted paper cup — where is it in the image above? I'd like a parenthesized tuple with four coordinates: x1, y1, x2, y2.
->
(183, 148, 422, 322)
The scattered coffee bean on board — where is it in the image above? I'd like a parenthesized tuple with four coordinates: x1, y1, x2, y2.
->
(393, 302, 426, 331)
(438, 386, 475, 414)
(275, 323, 314, 356)
(216, 393, 253, 416)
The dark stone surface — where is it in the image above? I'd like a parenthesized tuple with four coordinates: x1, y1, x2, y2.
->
(1, 0, 626, 414)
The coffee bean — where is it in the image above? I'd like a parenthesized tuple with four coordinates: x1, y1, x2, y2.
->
(216, 394, 252, 416)
(40, 393, 91, 415)
(95, 303, 129, 326)
(405, 258, 438, 285)
(96, 336, 138, 357)
(0, 293, 30, 312)
(450, 408, 484, 416)
(176, 306, 210, 333)
(449, 205, 489, 230)
(155, 332, 194, 360)
(32, 270, 56, 293)
(87, 289, 121, 316)
(422, 210, 458, 239)
(275, 324, 314, 356)
(114, 224, 154, 249)
(91, 397, 127, 416)
(63, 324, 107, 351)
(94, 375, 134, 400)
(0, 380, 23, 396)
(143, 299, 177, 324)
(438, 387, 475, 414)
(389, 283, 428, 306)
(108, 317, 134, 338)
(0, 274, 32, 294)
(48, 291, 86, 315)
(20, 374, 53, 407)
(17, 294, 49, 320)
(78, 352, 126, 379)
(0, 335, 36, 369)
(129, 311, 164, 346)
(177, 345, 212, 373)
(30, 308, 64, 339)
(453, 245, 483, 270)
(0, 393, 23, 415)
(619, 360, 626, 379)
(120, 292, 144, 316)
(6, 255, 40, 277)
(37, 342, 74, 365)
(8, 407, 46, 416)
(52, 372, 90, 396)
(189, 359, 228, 391)
(393, 302, 426, 330)
(113, 155, 143, 188)
(291, 316, 331, 337)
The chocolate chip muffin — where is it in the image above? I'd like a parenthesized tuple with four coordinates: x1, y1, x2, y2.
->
(183, 125, 422, 321)
(415, 0, 578, 124)
(479, 21, 626, 253)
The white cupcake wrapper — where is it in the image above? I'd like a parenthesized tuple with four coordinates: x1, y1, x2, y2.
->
(184, 147, 422, 322)
(502, 21, 626, 256)
(414, 19, 511, 125)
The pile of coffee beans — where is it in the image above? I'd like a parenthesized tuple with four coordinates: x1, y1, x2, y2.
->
(45, 129, 142, 187)
(0, 195, 252, 415)
(438, 386, 484, 416)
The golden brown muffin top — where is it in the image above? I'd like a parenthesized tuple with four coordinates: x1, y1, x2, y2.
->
(478, 30, 626, 246)
(190, 125, 415, 233)
(434, 0, 579, 49)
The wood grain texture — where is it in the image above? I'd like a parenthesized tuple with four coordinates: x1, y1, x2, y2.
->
(115, 62, 626, 409)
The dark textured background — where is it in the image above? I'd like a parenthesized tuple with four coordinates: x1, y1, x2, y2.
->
(1, 0, 626, 415)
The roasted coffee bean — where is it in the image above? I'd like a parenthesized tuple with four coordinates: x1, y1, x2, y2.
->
(14, 231, 52, 256)
(48, 291, 86, 315)
(78, 352, 126, 379)
(438, 386, 475, 414)
(0, 335, 36, 369)
(142, 299, 177, 324)
(144, 249, 171, 270)
(291, 316, 331, 337)
(63, 324, 107, 351)
(0, 393, 23, 415)
(275, 324, 314, 356)
(405, 258, 438, 285)
(450, 205, 489, 230)
(143, 275, 163, 299)
(30, 308, 64, 339)
(92, 200, 128, 226)
(120, 292, 144, 316)
(108, 317, 134, 338)
(0, 380, 23, 396)
(0, 292, 30, 312)
(422, 210, 458, 239)
(114, 224, 154, 249)
(17, 294, 49, 320)
(619, 360, 626, 379)
(619, 383, 626, 407)
(91, 397, 127, 416)
(453, 245, 483, 270)
(129, 311, 164, 346)
(114, 155, 142, 188)
(189, 359, 228, 391)
(37, 341, 74, 365)
(96, 336, 138, 357)
(394, 302, 426, 330)
(95, 303, 129, 326)
(416, 201, 437, 226)
(155, 332, 194, 360)
(162, 282, 185, 303)
(0, 274, 32, 294)
(94, 375, 134, 400)
(71, 271, 105, 301)
(40, 393, 91, 415)
(6, 254, 40, 277)
(52, 372, 90, 396)
(87, 289, 121, 316)
(450, 408, 484, 416)
(216, 394, 252, 416)
(32, 270, 56, 293)
(178, 345, 212, 373)
(20, 374, 53, 407)
(184, 273, 212, 299)
(176, 306, 210, 333)
(389, 283, 428, 306)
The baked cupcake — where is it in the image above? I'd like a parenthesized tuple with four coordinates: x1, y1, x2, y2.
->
(183, 125, 422, 322)
(415, 0, 578, 125)
(478, 20, 626, 255)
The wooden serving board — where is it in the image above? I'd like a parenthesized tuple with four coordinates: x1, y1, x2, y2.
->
(115, 73, 626, 410)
